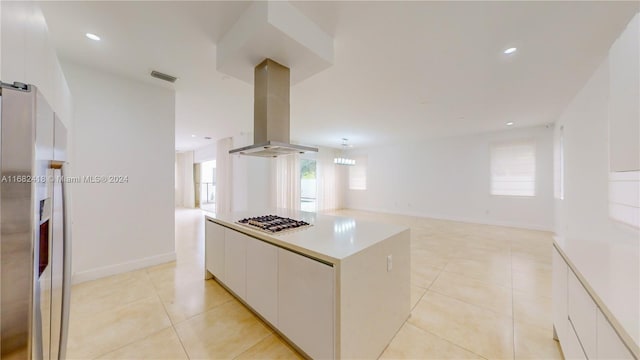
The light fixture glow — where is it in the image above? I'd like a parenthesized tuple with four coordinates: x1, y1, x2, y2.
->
(191, 134, 197, 138)
(506, 122, 514, 126)
(334, 157, 356, 166)
(86, 33, 101, 41)
(504, 47, 517, 54)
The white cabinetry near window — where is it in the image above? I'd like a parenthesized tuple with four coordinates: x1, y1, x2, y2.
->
(597, 310, 634, 360)
(552, 246, 636, 360)
(567, 271, 597, 358)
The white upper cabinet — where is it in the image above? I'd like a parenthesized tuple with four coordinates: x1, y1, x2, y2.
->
(609, 14, 640, 172)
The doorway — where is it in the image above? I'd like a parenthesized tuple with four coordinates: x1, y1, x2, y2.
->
(199, 160, 216, 212)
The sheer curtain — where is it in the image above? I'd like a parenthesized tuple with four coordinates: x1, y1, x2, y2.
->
(316, 147, 339, 211)
(273, 154, 301, 210)
(215, 137, 232, 213)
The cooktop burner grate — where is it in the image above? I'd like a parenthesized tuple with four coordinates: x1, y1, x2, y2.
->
(237, 215, 311, 234)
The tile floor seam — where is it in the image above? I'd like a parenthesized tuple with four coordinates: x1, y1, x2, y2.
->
(410, 285, 428, 312)
(150, 290, 191, 359)
(71, 293, 158, 319)
(172, 323, 192, 360)
(88, 325, 174, 360)
(438, 269, 512, 289)
(170, 296, 236, 327)
(411, 322, 490, 360)
(231, 332, 275, 360)
(425, 289, 513, 320)
(424, 263, 445, 292)
(435, 270, 512, 290)
(429, 289, 513, 318)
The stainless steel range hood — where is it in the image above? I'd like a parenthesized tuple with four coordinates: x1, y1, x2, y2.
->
(229, 59, 318, 157)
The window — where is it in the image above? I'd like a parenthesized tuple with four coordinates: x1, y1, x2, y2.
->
(300, 159, 317, 212)
(349, 156, 367, 190)
(559, 127, 565, 200)
(554, 126, 565, 200)
(490, 141, 536, 196)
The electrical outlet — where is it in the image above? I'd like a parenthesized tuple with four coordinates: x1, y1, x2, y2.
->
(387, 255, 393, 272)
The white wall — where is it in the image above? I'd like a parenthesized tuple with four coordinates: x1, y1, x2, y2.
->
(193, 143, 217, 163)
(63, 62, 176, 283)
(230, 133, 272, 212)
(553, 13, 640, 344)
(175, 150, 195, 208)
(345, 125, 554, 230)
(1, 0, 72, 127)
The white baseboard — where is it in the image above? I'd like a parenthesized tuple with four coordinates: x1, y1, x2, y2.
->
(345, 206, 553, 232)
(72, 251, 177, 284)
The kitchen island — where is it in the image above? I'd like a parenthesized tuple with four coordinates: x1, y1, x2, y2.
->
(204, 210, 410, 359)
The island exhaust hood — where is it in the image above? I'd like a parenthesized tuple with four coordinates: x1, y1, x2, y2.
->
(229, 59, 318, 157)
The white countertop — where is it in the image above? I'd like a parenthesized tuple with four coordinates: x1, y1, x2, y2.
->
(205, 209, 409, 264)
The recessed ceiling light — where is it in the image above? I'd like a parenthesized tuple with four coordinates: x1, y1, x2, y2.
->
(86, 33, 101, 41)
(506, 122, 514, 126)
(191, 134, 197, 138)
(504, 47, 517, 54)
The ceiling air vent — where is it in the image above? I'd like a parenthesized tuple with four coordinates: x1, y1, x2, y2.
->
(150, 70, 177, 83)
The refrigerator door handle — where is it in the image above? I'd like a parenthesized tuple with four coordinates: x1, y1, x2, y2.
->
(48, 161, 70, 360)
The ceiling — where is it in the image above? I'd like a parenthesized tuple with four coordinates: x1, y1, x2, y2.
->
(39, 1, 639, 151)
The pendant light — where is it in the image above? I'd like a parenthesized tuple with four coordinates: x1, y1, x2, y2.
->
(334, 138, 356, 166)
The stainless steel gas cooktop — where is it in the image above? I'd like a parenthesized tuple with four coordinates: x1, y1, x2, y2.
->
(237, 215, 311, 234)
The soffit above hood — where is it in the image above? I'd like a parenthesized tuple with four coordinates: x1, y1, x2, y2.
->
(229, 58, 318, 157)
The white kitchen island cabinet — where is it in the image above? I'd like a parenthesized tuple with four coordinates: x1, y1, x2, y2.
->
(246, 237, 279, 326)
(223, 230, 248, 300)
(204, 220, 224, 281)
(278, 248, 334, 360)
(204, 210, 410, 359)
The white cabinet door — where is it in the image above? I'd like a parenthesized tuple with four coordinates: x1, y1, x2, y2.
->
(609, 14, 640, 171)
(567, 271, 597, 358)
(224, 230, 247, 300)
(564, 321, 588, 360)
(278, 249, 334, 359)
(246, 238, 278, 326)
(552, 247, 568, 343)
(596, 309, 634, 360)
(205, 220, 225, 280)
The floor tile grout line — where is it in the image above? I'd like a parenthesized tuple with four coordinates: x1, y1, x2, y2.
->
(426, 289, 513, 320)
(89, 325, 174, 360)
(231, 332, 275, 360)
(411, 323, 490, 360)
(172, 322, 192, 360)
(170, 296, 236, 327)
(153, 290, 191, 359)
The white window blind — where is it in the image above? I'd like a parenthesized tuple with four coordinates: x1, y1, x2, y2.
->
(349, 156, 367, 190)
(490, 141, 536, 196)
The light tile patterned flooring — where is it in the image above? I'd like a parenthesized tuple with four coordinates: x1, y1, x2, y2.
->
(66, 209, 562, 359)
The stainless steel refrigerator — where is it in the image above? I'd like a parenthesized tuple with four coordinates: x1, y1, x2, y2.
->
(0, 82, 71, 359)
